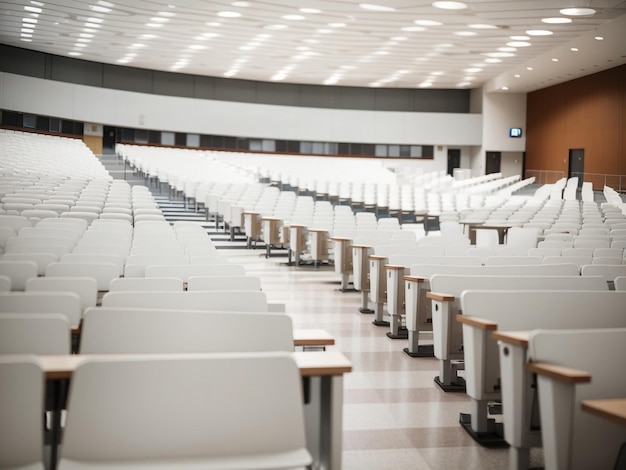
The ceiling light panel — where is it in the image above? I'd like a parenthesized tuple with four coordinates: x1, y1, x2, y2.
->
(0, 0, 622, 90)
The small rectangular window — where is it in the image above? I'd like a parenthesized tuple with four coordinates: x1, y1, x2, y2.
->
(23, 114, 36, 129)
(161, 132, 175, 146)
(262, 140, 276, 152)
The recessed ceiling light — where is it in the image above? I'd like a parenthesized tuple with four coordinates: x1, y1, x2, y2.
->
(21, 33, 32, 38)
(31, 1, 45, 6)
(414, 19, 442, 26)
(218, 11, 241, 18)
(87, 17, 103, 23)
(514, 74, 521, 78)
(359, 4, 396, 11)
(74, 43, 86, 47)
(329, 22, 346, 27)
(22, 17, 37, 23)
(498, 47, 516, 52)
(526, 29, 553, 36)
(484, 52, 515, 58)
(542, 17, 572, 24)
(24, 5, 42, 13)
(150, 17, 168, 23)
(402, 26, 426, 32)
(418, 82, 433, 88)
(485, 58, 502, 63)
(510, 35, 529, 41)
(21, 28, 34, 33)
(455, 31, 477, 36)
(507, 41, 531, 47)
(432, 1, 467, 10)
(374, 50, 390, 55)
(21, 38, 32, 42)
(76, 38, 91, 43)
(271, 73, 287, 81)
(526, 66, 533, 71)
(264, 24, 288, 30)
(129, 43, 145, 49)
(457, 82, 471, 87)
(68, 51, 82, 56)
(464, 67, 481, 72)
(145, 23, 163, 27)
(89, 5, 111, 13)
(560, 7, 596, 16)
(300, 8, 321, 14)
(282, 14, 305, 20)
(139, 34, 157, 39)
(232, 1, 250, 6)
(594, 36, 604, 40)
(79, 33, 94, 38)
(570, 47, 579, 52)
(468, 23, 497, 29)
(317, 28, 332, 33)
(551, 58, 559, 62)
(501, 86, 509, 90)
(188, 44, 206, 50)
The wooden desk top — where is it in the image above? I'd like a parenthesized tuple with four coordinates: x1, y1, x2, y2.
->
(492, 330, 531, 348)
(293, 329, 335, 347)
(460, 222, 513, 229)
(581, 398, 626, 427)
(403, 275, 426, 282)
(40, 351, 352, 380)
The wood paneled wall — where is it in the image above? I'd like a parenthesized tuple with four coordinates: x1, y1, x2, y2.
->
(526, 64, 626, 188)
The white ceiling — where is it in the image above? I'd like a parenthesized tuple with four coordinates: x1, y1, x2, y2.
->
(2, 0, 626, 93)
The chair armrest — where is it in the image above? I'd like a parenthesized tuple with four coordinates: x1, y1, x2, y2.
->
(427, 292, 455, 302)
(526, 362, 591, 384)
(456, 314, 497, 330)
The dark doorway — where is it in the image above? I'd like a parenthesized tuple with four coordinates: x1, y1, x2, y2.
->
(102, 126, 118, 154)
(447, 148, 460, 176)
(568, 149, 584, 187)
(486, 151, 501, 174)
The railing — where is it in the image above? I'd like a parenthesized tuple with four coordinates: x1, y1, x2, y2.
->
(525, 170, 626, 192)
(524, 170, 565, 185)
(576, 173, 626, 192)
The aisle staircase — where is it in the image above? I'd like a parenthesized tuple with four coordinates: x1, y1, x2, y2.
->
(99, 154, 249, 249)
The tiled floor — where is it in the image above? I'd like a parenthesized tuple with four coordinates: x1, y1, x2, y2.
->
(220, 248, 543, 470)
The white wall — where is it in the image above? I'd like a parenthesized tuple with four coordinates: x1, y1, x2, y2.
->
(0, 72, 482, 147)
(482, 92, 527, 152)
(469, 89, 527, 176)
(501, 151, 524, 178)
